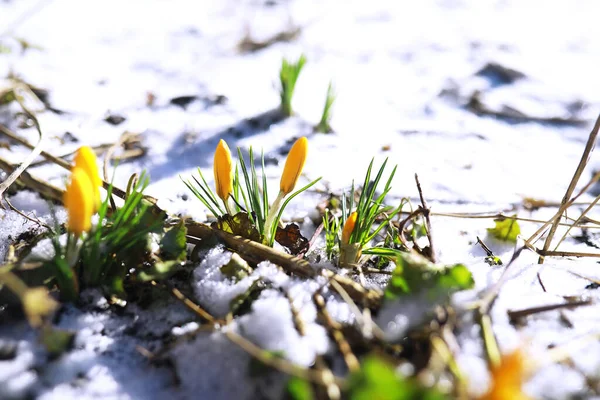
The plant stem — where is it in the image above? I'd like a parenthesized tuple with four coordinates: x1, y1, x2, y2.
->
(264, 191, 284, 245)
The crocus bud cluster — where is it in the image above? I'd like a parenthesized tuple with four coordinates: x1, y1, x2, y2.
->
(64, 146, 101, 236)
(211, 136, 309, 245)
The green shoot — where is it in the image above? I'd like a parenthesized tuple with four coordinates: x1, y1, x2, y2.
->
(337, 158, 401, 266)
(279, 54, 306, 117)
(323, 209, 341, 259)
(315, 81, 335, 133)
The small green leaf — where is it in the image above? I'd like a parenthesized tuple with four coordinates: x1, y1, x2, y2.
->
(487, 217, 520, 242)
(437, 264, 475, 290)
(348, 355, 447, 400)
(385, 252, 474, 300)
(137, 260, 183, 282)
(485, 255, 503, 266)
(287, 377, 314, 400)
(40, 325, 75, 359)
(160, 221, 187, 261)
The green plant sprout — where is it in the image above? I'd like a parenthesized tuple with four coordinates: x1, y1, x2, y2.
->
(315, 80, 335, 133)
(323, 208, 341, 259)
(323, 158, 401, 267)
(279, 54, 306, 117)
(79, 172, 168, 294)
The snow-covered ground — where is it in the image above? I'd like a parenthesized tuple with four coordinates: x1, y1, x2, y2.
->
(2, 0, 600, 398)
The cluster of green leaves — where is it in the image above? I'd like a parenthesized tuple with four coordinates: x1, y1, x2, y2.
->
(46, 173, 187, 300)
(348, 158, 399, 246)
(279, 54, 306, 117)
(323, 158, 402, 266)
(235, 147, 320, 246)
(233, 147, 270, 239)
(382, 251, 474, 301)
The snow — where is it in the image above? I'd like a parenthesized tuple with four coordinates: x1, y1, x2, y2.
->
(2, 0, 600, 398)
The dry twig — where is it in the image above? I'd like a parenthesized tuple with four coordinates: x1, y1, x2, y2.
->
(538, 114, 600, 264)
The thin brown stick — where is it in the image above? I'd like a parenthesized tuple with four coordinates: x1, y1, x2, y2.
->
(0, 124, 128, 199)
(535, 248, 600, 258)
(3, 196, 51, 230)
(285, 291, 305, 337)
(415, 173, 436, 262)
(0, 156, 63, 202)
(28, 143, 112, 168)
(568, 270, 600, 285)
(432, 211, 599, 229)
(151, 280, 222, 325)
(224, 329, 346, 387)
(537, 272, 547, 292)
(538, 114, 600, 264)
(185, 220, 383, 308)
(554, 193, 600, 251)
(508, 299, 592, 322)
(313, 292, 360, 373)
(478, 246, 526, 314)
(0, 87, 45, 202)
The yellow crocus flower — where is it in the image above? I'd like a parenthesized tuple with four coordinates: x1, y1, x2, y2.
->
(342, 211, 358, 244)
(73, 146, 102, 210)
(480, 350, 531, 400)
(214, 139, 233, 202)
(280, 136, 308, 196)
(64, 167, 94, 236)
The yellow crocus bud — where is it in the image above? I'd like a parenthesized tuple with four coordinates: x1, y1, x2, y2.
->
(214, 139, 233, 202)
(64, 167, 94, 236)
(280, 136, 308, 196)
(480, 350, 531, 400)
(341, 211, 358, 245)
(73, 146, 102, 210)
